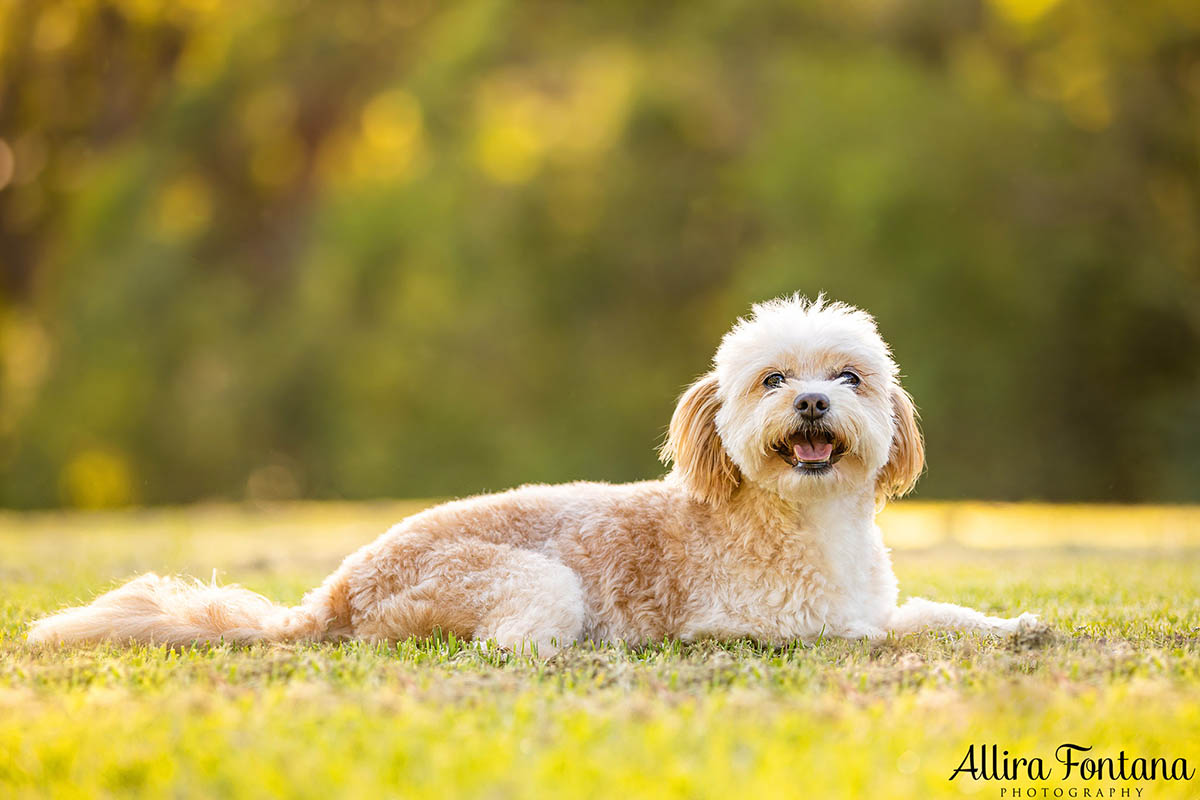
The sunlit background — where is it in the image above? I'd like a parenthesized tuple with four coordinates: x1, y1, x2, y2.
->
(1, 0, 1198, 509)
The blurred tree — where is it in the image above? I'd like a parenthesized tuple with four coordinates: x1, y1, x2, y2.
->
(0, 0, 1197, 508)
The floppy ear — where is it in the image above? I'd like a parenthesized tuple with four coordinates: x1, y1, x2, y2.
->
(876, 385, 925, 503)
(659, 371, 740, 505)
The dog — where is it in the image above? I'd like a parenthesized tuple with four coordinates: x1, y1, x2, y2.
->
(28, 295, 1034, 652)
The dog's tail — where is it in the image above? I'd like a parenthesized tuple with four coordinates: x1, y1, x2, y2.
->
(27, 572, 350, 648)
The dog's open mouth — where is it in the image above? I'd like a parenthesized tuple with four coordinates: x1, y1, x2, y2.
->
(773, 430, 847, 472)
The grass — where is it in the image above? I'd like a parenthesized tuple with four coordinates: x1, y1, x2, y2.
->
(2, 501, 1199, 799)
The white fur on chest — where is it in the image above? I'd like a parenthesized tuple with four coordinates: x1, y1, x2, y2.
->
(680, 495, 898, 642)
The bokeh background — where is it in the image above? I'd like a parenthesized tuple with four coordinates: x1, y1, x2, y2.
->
(1, 0, 1198, 510)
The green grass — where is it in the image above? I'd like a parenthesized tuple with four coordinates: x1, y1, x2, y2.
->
(2, 503, 1199, 799)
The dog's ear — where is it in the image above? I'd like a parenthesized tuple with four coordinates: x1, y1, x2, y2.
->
(876, 385, 925, 503)
(660, 371, 740, 505)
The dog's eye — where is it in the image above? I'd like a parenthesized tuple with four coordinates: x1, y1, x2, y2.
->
(763, 372, 786, 389)
(837, 370, 861, 388)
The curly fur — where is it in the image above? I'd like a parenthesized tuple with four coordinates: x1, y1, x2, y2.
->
(28, 295, 1034, 653)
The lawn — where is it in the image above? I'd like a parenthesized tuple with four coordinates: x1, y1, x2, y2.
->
(2, 502, 1199, 799)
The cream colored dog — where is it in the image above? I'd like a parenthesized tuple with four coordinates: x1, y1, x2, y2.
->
(29, 295, 1034, 652)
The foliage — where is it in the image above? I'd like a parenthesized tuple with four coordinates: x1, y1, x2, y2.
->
(1, 0, 1198, 507)
(3, 503, 1200, 798)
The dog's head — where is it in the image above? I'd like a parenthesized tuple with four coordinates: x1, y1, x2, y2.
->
(661, 295, 924, 505)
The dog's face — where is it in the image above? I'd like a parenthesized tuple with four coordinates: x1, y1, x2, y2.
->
(661, 296, 924, 505)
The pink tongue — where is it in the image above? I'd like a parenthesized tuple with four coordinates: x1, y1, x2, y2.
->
(794, 440, 833, 462)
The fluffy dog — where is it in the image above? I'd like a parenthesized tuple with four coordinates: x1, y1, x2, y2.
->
(28, 295, 1034, 652)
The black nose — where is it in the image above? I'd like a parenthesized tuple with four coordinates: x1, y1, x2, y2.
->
(794, 392, 830, 420)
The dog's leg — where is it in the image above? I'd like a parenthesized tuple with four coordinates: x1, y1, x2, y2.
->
(473, 555, 585, 657)
(349, 538, 585, 657)
(888, 597, 1037, 636)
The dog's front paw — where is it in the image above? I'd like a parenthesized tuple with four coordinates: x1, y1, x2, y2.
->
(1015, 612, 1040, 628)
(984, 611, 1036, 634)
